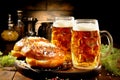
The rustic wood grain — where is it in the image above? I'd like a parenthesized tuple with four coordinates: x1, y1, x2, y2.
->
(0, 66, 120, 80)
(13, 72, 32, 80)
(0, 68, 15, 80)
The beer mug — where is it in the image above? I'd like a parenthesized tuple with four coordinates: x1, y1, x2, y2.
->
(51, 16, 74, 62)
(71, 19, 113, 70)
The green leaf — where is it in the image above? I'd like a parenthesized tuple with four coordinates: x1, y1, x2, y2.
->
(0, 55, 16, 67)
(101, 44, 120, 76)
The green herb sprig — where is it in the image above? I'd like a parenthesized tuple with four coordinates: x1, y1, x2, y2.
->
(0, 51, 16, 67)
(101, 44, 120, 76)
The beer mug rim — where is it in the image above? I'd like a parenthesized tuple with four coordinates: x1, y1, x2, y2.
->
(73, 19, 99, 31)
(53, 16, 75, 27)
(54, 16, 74, 20)
(75, 19, 98, 24)
(75, 19, 97, 21)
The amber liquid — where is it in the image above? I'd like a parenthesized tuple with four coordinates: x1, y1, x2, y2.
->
(71, 30, 101, 69)
(15, 27, 24, 40)
(51, 27, 72, 61)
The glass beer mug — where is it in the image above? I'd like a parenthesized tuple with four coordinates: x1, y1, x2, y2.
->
(51, 16, 74, 62)
(71, 19, 113, 70)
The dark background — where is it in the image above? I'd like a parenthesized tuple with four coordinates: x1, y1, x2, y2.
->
(0, 0, 119, 47)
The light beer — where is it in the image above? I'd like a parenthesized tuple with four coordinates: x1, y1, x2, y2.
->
(51, 17, 74, 62)
(71, 19, 101, 69)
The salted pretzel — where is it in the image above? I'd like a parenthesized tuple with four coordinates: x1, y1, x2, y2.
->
(11, 37, 65, 68)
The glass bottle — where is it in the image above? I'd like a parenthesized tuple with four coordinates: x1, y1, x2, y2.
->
(38, 21, 53, 41)
(1, 14, 19, 41)
(15, 10, 25, 39)
(23, 17, 38, 36)
(1, 14, 19, 55)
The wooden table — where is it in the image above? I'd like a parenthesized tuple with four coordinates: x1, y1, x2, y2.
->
(0, 67, 31, 80)
(0, 66, 120, 80)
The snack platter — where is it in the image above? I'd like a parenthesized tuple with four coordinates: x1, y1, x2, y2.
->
(14, 60, 101, 79)
(12, 36, 102, 79)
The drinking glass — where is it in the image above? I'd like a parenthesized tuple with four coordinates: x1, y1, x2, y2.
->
(71, 19, 113, 70)
(51, 16, 74, 62)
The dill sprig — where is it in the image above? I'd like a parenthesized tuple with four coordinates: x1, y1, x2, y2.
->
(101, 44, 120, 76)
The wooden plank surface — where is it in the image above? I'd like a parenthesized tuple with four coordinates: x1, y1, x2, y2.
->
(13, 72, 32, 80)
(0, 68, 15, 80)
(0, 67, 120, 80)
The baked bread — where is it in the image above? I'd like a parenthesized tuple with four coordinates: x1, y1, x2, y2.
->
(11, 37, 65, 68)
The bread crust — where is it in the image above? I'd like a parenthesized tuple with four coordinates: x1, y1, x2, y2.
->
(11, 37, 65, 68)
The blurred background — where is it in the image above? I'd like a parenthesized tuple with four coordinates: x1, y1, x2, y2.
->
(0, 0, 119, 47)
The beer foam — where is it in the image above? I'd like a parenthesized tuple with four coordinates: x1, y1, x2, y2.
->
(53, 20, 74, 27)
(73, 23, 99, 31)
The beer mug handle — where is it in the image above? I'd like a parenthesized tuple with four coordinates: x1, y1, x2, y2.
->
(100, 30, 113, 57)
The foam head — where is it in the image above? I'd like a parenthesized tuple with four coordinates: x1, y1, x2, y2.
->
(53, 20, 74, 28)
(53, 16, 74, 27)
(73, 19, 99, 31)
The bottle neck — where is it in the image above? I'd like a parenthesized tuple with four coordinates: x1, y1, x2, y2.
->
(16, 19, 24, 28)
(18, 16, 22, 20)
(8, 23, 14, 30)
(17, 10, 23, 20)
(8, 14, 14, 30)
